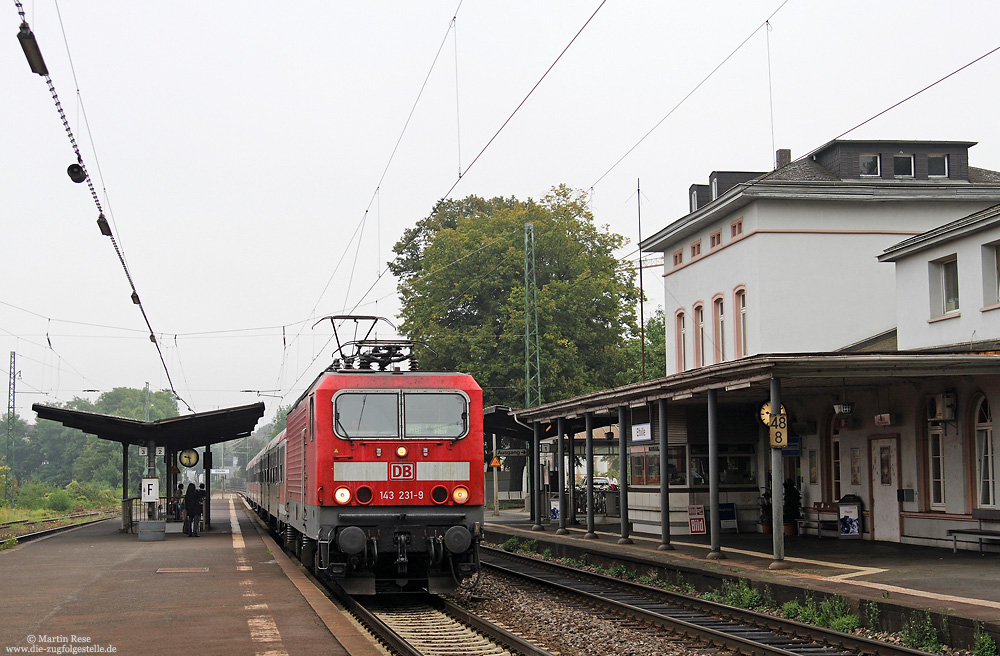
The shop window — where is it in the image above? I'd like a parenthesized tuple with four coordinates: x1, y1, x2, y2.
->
(629, 447, 661, 486)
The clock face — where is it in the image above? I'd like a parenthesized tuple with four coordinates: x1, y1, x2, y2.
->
(759, 401, 786, 426)
(179, 449, 199, 467)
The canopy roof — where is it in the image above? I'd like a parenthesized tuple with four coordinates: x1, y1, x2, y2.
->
(32, 402, 265, 451)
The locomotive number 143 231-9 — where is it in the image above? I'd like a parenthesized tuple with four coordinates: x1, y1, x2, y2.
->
(380, 489, 425, 501)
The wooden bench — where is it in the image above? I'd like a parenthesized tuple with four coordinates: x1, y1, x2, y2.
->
(946, 509, 1000, 553)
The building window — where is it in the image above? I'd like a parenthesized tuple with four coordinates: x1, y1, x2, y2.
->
(694, 304, 705, 368)
(928, 154, 949, 178)
(942, 257, 960, 314)
(713, 297, 726, 363)
(929, 256, 960, 317)
(976, 397, 995, 508)
(691, 241, 701, 258)
(689, 444, 755, 487)
(675, 311, 688, 372)
(859, 153, 880, 176)
(629, 446, 661, 486)
(984, 243, 1000, 307)
(672, 249, 683, 267)
(710, 230, 722, 249)
(929, 427, 946, 510)
(735, 289, 748, 358)
(731, 219, 743, 238)
(894, 154, 914, 177)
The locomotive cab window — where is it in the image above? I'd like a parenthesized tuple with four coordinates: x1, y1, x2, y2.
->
(404, 393, 468, 439)
(333, 390, 469, 440)
(334, 392, 399, 438)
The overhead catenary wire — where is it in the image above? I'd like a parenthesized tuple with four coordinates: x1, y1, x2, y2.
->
(11, 2, 192, 413)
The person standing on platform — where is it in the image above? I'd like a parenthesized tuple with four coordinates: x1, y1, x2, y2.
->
(174, 484, 184, 521)
(184, 483, 203, 537)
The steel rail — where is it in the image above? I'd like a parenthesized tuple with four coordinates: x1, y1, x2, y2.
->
(482, 547, 938, 656)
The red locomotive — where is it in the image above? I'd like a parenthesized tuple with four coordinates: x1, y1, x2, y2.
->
(246, 316, 484, 594)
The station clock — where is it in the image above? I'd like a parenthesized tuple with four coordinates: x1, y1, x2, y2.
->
(178, 449, 199, 467)
(758, 401, 786, 426)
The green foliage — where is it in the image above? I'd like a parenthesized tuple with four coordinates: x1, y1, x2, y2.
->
(499, 537, 520, 552)
(46, 488, 72, 511)
(0, 536, 17, 551)
(974, 625, 998, 656)
(782, 600, 802, 619)
(518, 539, 538, 553)
(616, 307, 666, 385)
(901, 611, 942, 653)
(862, 600, 881, 629)
(542, 548, 552, 559)
(391, 186, 641, 408)
(716, 578, 766, 609)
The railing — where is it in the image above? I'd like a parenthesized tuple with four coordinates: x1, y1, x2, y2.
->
(120, 497, 168, 533)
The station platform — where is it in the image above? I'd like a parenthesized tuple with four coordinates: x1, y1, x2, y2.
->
(0, 496, 381, 656)
(485, 508, 1000, 645)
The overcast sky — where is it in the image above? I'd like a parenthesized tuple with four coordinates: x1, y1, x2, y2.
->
(2, 1, 998, 423)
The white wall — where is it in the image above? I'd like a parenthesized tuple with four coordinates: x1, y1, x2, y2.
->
(893, 224, 1000, 350)
(662, 199, 997, 372)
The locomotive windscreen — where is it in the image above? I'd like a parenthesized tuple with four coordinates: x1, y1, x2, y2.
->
(333, 390, 469, 440)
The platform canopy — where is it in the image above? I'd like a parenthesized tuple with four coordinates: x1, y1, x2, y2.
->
(31, 402, 265, 451)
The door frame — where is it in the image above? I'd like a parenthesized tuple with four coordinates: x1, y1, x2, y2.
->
(867, 433, 901, 542)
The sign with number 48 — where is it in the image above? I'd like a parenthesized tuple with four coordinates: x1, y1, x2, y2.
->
(769, 413, 788, 448)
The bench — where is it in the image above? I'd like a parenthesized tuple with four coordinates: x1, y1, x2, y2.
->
(797, 506, 839, 538)
(946, 509, 1000, 553)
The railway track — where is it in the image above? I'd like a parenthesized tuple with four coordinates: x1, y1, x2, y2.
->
(323, 582, 556, 656)
(0, 510, 116, 542)
(479, 546, 937, 656)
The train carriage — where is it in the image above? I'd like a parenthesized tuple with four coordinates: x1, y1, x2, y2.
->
(247, 317, 484, 594)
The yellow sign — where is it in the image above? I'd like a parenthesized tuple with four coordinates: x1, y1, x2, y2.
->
(489, 456, 502, 468)
(769, 413, 788, 448)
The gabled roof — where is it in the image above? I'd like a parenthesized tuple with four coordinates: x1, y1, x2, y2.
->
(32, 402, 265, 451)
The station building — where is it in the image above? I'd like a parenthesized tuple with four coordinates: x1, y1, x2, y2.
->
(512, 139, 1000, 551)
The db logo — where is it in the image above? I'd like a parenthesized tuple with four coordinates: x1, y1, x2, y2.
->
(389, 463, 414, 480)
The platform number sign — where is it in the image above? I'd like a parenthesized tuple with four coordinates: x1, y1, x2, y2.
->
(769, 413, 788, 448)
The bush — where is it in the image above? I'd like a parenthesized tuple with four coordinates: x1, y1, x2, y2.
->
(47, 488, 72, 512)
(974, 626, 998, 656)
(901, 611, 942, 653)
(499, 537, 519, 552)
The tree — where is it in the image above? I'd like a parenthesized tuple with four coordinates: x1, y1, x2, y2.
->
(391, 185, 641, 409)
(616, 306, 666, 385)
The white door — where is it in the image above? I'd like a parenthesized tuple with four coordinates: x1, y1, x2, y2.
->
(870, 437, 900, 541)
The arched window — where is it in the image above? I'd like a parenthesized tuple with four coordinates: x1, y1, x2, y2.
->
(693, 304, 705, 368)
(976, 396, 995, 508)
(734, 288, 748, 358)
(713, 296, 726, 363)
(675, 310, 688, 372)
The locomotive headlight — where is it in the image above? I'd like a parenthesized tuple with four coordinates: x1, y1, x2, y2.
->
(452, 485, 470, 504)
(395, 445, 408, 458)
(334, 486, 352, 505)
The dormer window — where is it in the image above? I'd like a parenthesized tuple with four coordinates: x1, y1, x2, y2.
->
(859, 154, 880, 177)
(894, 154, 914, 177)
(928, 154, 949, 178)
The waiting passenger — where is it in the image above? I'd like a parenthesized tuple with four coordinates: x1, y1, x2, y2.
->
(184, 483, 203, 537)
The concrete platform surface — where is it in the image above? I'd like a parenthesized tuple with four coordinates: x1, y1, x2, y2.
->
(0, 497, 380, 656)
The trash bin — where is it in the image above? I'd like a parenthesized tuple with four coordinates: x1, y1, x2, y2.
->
(838, 494, 863, 539)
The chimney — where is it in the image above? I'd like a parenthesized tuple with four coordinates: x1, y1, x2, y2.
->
(775, 148, 791, 169)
